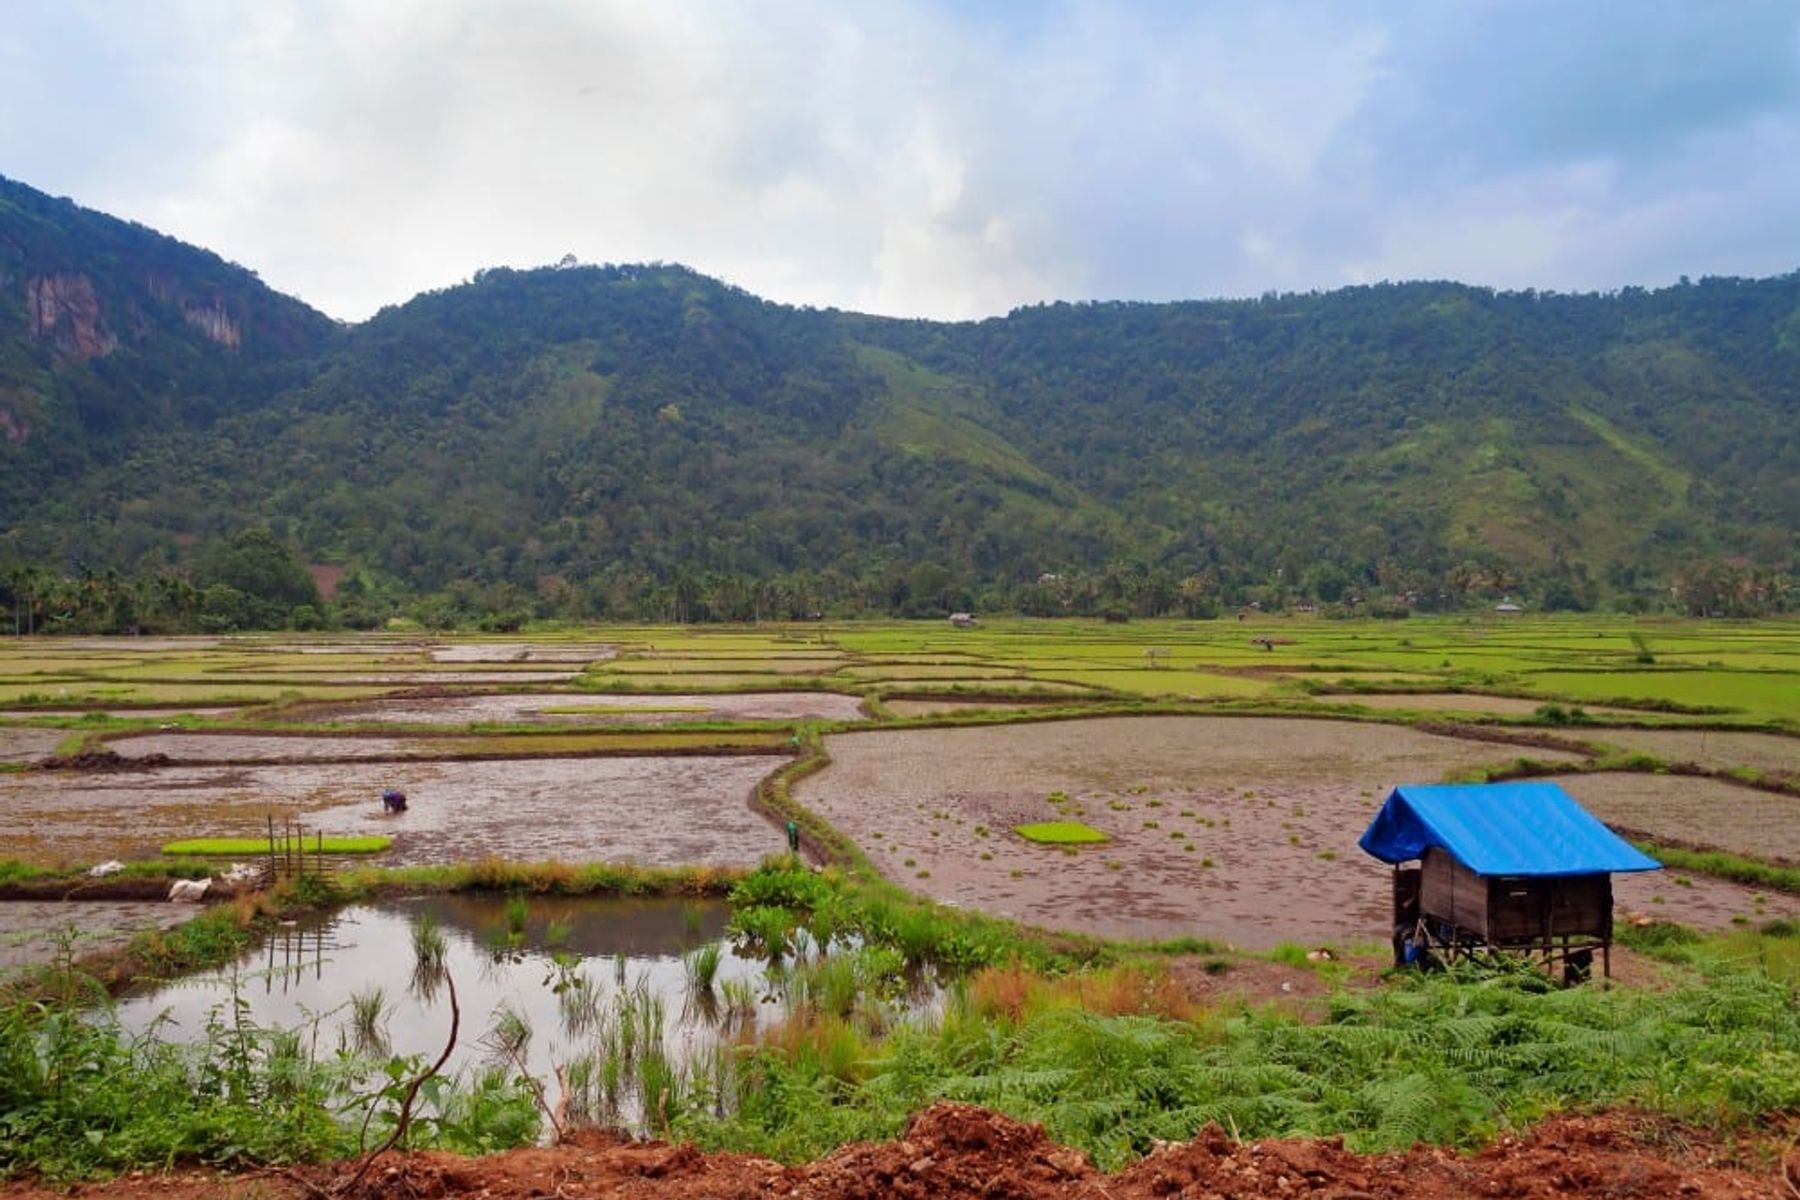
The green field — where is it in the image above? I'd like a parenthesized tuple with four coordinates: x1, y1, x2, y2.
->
(1, 617, 1795, 725)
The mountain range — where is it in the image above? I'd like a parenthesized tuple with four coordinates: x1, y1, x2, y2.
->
(2, 173, 1796, 623)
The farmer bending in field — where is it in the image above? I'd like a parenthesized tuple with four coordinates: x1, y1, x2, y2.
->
(381, 787, 408, 813)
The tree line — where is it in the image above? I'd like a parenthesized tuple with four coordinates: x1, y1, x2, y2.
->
(2, 529, 1788, 635)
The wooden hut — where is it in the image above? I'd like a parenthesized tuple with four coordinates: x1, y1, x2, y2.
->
(1358, 782, 1660, 980)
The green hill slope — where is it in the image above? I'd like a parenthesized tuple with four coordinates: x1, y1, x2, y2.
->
(0, 175, 1795, 621)
(0, 175, 338, 543)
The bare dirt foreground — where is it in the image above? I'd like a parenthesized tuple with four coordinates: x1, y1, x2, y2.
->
(798, 717, 1795, 947)
(1, 1103, 1787, 1199)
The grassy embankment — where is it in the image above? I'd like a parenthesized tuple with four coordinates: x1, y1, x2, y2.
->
(3, 854, 1799, 1181)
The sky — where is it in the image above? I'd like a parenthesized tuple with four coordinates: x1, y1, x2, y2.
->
(5, 0, 1800, 323)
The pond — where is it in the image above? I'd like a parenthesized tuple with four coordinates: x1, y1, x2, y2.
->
(114, 894, 934, 1134)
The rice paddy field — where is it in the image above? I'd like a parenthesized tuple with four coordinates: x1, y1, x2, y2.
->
(5, 617, 1800, 1190)
(792, 716, 1797, 945)
(1, 616, 1795, 957)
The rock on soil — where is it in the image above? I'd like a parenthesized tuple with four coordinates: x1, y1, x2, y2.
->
(1, 1102, 1787, 1199)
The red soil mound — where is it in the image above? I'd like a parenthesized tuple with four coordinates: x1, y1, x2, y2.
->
(2, 1102, 1787, 1199)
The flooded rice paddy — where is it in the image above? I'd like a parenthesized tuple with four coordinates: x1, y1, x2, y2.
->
(6, 621, 1796, 956)
(0, 756, 791, 866)
(883, 698, 1060, 717)
(429, 642, 616, 663)
(110, 894, 902, 1132)
(1555, 772, 1800, 862)
(795, 717, 1789, 946)
(1581, 729, 1799, 776)
(285, 691, 866, 726)
(0, 727, 67, 764)
(108, 734, 458, 761)
(252, 670, 583, 685)
(0, 900, 191, 977)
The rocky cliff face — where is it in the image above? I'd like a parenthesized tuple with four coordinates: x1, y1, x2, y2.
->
(26, 272, 116, 362)
(180, 298, 242, 348)
(0, 391, 30, 444)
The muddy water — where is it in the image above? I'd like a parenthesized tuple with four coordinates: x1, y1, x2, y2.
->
(0, 756, 791, 866)
(884, 699, 1059, 718)
(112, 896, 773, 1129)
(795, 717, 1787, 947)
(288, 691, 866, 726)
(0, 900, 191, 975)
(109, 734, 440, 761)
(1579, 729, 1800, 776)
(1555, 772, 1800, 861)
(430, 643, 617, 663)
(252, 670, 582, 685)
(30, 637, 223, 652)
(0, 727, 66, 764)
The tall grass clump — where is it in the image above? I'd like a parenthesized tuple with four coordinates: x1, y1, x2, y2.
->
(409, 913, 449, 1001)
(683, 942, 724, 995)
(348, 986, 389, 1056)
(674, 956, 1800, 1169)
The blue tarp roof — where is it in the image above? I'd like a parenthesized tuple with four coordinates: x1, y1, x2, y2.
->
(1358, 782, 1661, 877)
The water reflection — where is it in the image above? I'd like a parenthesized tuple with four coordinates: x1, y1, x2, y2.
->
(114, 894, 938, 1136)
(116, 896, 760, 1131)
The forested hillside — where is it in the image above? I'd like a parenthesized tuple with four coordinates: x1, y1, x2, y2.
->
(0, 175, 338, 529)
(1, 174, 1795, 629)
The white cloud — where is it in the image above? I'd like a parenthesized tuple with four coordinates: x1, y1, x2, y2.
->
(6, 0, 1798, 321)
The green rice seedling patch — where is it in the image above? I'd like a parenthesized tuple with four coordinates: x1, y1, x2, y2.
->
(162, 835, 393, 856)
(1014, 821, 1110, 845)
(0, 681, 382, 704)
(1524, 670, 1800, 719)
(0, 656, 143, 674)
(876, 679, 1101, 695)
(1656, 651, 1800, 669)
(1328, 648, 1562, 673)
(1037, 669, 1273, 698)
(837, 664, 1024, 681)
(211, 652, 400, 672)
(88, 655, 276, 680)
